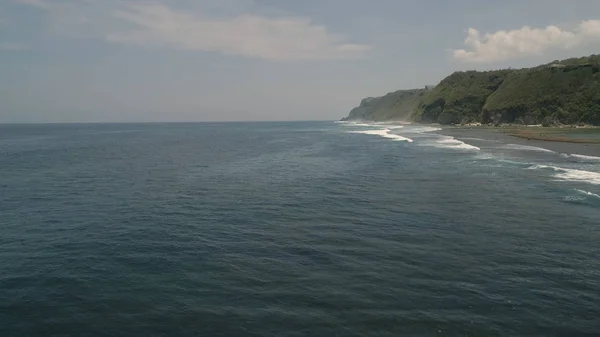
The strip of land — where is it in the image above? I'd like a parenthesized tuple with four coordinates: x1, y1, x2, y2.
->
(503, 127, 600, 144)
(436, 126, 600, 157)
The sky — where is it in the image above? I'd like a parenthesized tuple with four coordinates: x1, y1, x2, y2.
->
(1, 0, 600, 123)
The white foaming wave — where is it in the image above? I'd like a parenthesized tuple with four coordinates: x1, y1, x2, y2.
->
(461, 137, 487, 141)
(564, 195, 586, 202)
(346, 122, 375, 127)
(527, 165, 600, 185)
(560, 153, 600, 162)
(571, 154, 600, 161)
(558, 169, 600, 186)
(337, 121, 377, 127)
(526, 164, 560, 171)
(501, 144, 555, 153)
(349, 129, 413, 142)
(351, 122, 406, 128)
(574, 189, 600, 199)
(433, 136, 480, 151)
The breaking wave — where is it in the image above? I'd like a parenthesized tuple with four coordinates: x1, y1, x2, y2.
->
(501, 144, 555, 153)
(560, 153, 600, 162)
(432, 136, 480, 151)
(574, 189, 600, 199)
(527, 165, 600, 185)
(348, 129, 413, 143)
(344, 122, 375, 127)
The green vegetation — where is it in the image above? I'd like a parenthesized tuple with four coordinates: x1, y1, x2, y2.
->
(412, 70, 511, 124)
(341, 89, 426, 122)
(343, 54, 600, 126)
(482, 60, 600, 125)
(414, 54, 600, 125)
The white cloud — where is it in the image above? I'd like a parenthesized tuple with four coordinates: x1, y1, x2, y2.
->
(13, 0, 371, 60)
(108, 3, 370, 60)
(453, 20, 600, 63)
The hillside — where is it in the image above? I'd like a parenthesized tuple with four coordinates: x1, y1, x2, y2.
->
(341, 89, 426, 122)
(482, 58, 600, 125)
(413, 55, 600, 125)
(343, 54, 600, 125)
(412, 70, 512, 124)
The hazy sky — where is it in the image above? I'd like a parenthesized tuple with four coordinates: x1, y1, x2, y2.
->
(1, 0, 600, 122)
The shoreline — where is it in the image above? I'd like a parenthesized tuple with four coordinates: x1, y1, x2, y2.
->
(502, 128, 600, 144)
(435, 125, 600, 157)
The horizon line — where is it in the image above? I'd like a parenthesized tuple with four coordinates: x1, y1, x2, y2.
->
(0, 119, 339, 125)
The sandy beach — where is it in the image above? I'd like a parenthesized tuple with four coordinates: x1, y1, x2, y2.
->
(436, 126, 600, 157)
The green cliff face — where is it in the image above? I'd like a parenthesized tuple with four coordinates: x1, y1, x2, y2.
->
(482, 58, 600, 125)
(342, 89, 426, 122)
(412, 70, 511, 124)
(343, 54, 600, 126)
(411, 54, 600, 125)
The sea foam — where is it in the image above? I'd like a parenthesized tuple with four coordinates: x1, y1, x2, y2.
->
(527, 165, 600, 185)
(349, 129, 413, 142)
(433, 136, 480, 151)
(344, 122, 375, 127)
(560, 153, 600, 162)
(575, 189, 600, 199)
(460, 137, 498, 143)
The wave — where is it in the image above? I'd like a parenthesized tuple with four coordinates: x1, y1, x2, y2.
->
(348, 129, 414, 143)
(564, 195, 587, 203)
(527, 165, 600, 185)
(341, 121, 408, 129)
(564, 189, 600, 204)
(432, 136, 480, 151)
(501, 144, 555, 153)
(460, 137, 498, 143)
(560, 153, 600, 162)
(343, 122, 374, 127)
(574, 189, 600, 199)
(571, 154, 600, 161)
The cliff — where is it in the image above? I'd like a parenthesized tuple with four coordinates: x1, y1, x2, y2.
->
(343, 54, 600, 126)
(341, 89, 426, 122)
(412, 70, 511, 124)
(413, 55, 600, 125)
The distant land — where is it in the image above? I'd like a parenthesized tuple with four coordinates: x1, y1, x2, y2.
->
(342, 54, 600, 126)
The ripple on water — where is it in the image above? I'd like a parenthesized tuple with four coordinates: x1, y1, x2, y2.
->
(1, 122, 599, 337)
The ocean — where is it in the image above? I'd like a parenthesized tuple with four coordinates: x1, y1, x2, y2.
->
(1, 122, 599, 337)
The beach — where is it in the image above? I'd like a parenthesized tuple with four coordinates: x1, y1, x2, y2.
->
(437, 126, 600, 157)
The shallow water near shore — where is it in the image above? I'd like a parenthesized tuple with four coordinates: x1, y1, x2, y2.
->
(439, 126, 600, 156)
(1, 122, 599, 337)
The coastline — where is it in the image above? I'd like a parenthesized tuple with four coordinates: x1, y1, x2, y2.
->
(435, 125, 600, 157)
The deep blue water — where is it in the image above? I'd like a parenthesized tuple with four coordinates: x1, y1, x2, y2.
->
(1, 122, 599, 337)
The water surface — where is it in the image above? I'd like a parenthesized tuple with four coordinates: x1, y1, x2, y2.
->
(1, 122, 599, 336)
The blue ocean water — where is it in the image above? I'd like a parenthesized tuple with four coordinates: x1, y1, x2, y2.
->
(1, 122, 599, 337)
